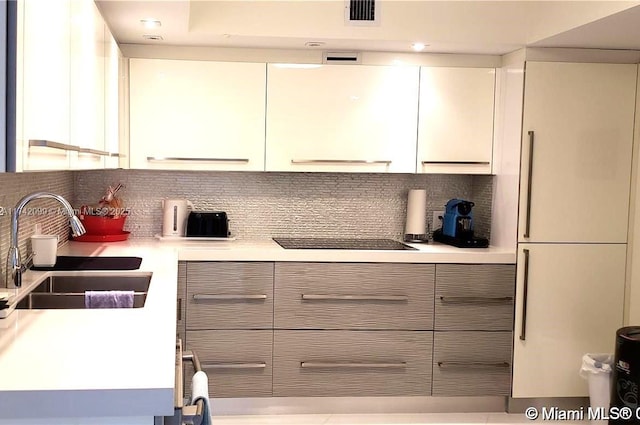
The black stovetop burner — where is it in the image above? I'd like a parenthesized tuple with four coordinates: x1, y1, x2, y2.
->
(273, 238, 417, 251)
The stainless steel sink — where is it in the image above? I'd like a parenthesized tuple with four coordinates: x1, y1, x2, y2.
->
(15, 275, 151, 310)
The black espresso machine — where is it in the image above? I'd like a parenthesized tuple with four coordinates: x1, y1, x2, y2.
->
(433, 199, 488, 248)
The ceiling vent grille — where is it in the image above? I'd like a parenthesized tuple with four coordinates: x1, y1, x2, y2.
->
(323, 52, 361, 64)
(345, 0, 379, 26)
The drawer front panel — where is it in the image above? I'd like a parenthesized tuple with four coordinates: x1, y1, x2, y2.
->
(186, 330, 273, 398)
(186, 262, 274, 329)
(275, 263, 434, 330)
(432, 331, 512, 396)
(435, 264, 515, 331)
(273, 330, 432, 397)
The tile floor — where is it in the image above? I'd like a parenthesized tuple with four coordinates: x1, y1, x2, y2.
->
(212, 413, 589, 424)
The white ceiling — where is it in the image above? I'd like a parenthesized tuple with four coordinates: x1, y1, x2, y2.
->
(96, 0, 640, 55)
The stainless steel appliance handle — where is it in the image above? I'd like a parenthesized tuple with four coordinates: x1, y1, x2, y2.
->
(300, 361, 407, 369)
(439, 296, 513, 304)
(437, 361, 510, 369)
(202, 362, 267, 370)
(193, 294, 267, 300)
(421, 161, 490, 165)
(520, 248, 530, 341)
(291, 159, 392, 165)
(147, 156, 249, 163)
(301, 294, 408, 302)
(523, 131, 535, 238)
(29, 139, 80, 152)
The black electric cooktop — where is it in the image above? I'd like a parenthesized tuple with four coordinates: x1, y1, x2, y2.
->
(273, 238, 417, 251)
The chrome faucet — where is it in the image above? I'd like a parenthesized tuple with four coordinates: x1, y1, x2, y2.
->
(6, 192, 86, 288)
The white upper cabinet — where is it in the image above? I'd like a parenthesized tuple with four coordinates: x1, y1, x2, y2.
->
(129, 59, 266, 171)
(104, 28, 123, 169)
(518, 62, 637, 243)
(69, 0, 106, 170)
(265, 64, 419, 173)
(417, 67, 495, 174)
(17, 0, 72, 171)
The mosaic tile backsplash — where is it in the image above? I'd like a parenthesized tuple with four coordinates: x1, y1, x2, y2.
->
(74, 170, 493, 241)
(0, 171, 74, 286)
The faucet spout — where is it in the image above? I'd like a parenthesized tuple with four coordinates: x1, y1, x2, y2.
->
(6, 192, 86, 288)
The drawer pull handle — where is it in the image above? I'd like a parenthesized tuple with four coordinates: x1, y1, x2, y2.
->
(439, 296, 513, 304)
(437, 361, 510, 369)
(193, 294, 268, 300)
(301, 294, 408, 302)
(301, 361, 407, 369)
(202, 362, 267, 369)
(147, 156, 250, 163)
(421, 161, 490, 165)
(29, 139, 80, 152)
(291, 159, 392, 165)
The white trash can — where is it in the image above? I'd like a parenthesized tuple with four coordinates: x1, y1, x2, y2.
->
(580, 353, 614, 425)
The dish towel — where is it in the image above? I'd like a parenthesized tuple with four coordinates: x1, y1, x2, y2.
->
(84, 290, 134, 308)
(191, 370, 212, 425)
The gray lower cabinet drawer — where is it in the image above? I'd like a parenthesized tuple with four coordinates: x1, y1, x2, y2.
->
(273, 330, 433, 397)
(186, 330, 273, 398)
(275, 263, 434, 330)
(435, 264, 515, 331)
(432, 331, 512, 396)
(186, 262, 274, 330)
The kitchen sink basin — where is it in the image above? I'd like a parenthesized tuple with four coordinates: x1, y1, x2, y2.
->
(15, 275, 151, 310)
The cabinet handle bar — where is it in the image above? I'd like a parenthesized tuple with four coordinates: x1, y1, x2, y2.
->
(301, 294, 408, 302)
(29, 139, 80, 152)
(439, 296, 513, 304)
(523, 131, 535, 238)
(421, 161, 490, 165)
(301, 362, 407, 369)
(202, 362, 266, 369)
(193, 294, 267, 300)
(147, 157, 250, 163)
(291, 159, 392, 165)
(520, 248, 530, 341)
(437, 361, 510, 369)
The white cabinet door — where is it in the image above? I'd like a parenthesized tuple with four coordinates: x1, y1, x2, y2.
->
(266, 64, 419, 173)
(512, 243, 625, 398)
(129, 59, 266, 171)
(69, 0, 105, 170)
(519, 62, 636, 243)
(104, 28, 122, 169)
(17, 0, 71, 171)
(417, 67, 495, 174)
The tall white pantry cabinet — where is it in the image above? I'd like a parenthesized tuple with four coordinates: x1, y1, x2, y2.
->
(512, 62, 637, 398)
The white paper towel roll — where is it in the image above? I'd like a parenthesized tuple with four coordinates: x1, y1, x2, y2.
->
(405, 189, 427, 238)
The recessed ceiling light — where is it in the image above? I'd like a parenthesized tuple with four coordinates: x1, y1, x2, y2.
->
(411, 42, 427, 52)
(143, 34, 163, 41)
(140, 19, 161, 29)
(305, 41, 326, 48)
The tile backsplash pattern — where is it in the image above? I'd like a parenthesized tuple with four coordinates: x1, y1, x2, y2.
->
(0, 171, 74, 287)
(75, 170, 492, 241)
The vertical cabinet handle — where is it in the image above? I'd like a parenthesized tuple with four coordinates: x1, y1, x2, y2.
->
(523, 131, 535, 238)
(520, 249, 530, 341)
(177, 298, 182, 322)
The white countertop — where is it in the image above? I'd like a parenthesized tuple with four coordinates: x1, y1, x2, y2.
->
(0, 240, 178, 420)
(0, 238, 515, 420)
(174, 239, 516, 264)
